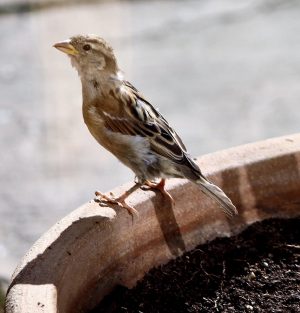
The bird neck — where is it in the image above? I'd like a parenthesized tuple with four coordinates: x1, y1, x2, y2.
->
(81, 70, 123, 102)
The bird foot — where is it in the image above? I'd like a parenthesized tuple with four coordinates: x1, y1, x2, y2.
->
(94, 191, 139, 217)
(142, 179, 175, 205)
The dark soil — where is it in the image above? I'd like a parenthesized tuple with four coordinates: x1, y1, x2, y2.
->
(91, 218, 300, 313)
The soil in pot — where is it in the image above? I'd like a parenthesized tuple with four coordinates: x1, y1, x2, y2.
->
(91, 218, 300, 313)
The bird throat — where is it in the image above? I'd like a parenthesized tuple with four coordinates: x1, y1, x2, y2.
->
(81, 71, 122, 102)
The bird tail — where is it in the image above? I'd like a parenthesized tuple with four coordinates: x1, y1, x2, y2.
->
(196, 176, 238, 217)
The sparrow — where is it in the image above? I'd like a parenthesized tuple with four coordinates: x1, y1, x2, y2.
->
(53, 34, 237, 217)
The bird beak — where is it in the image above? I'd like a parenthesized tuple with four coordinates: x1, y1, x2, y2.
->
(53, 39, 78, 56)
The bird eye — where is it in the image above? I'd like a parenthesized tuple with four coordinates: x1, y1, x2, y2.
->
(83, 44, 91, 51)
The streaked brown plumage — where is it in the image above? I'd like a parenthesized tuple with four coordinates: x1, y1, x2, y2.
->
(54, 34, 237, 217)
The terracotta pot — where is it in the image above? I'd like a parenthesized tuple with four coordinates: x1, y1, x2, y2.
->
(5, 134, 300, 313)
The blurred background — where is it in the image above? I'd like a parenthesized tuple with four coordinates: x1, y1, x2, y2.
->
(0, 0, 300, 295)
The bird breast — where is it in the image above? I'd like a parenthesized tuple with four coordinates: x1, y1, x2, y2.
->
(83, 105, 158, 176)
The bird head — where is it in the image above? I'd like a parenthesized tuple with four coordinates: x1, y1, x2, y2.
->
(53, 34, 119, 79)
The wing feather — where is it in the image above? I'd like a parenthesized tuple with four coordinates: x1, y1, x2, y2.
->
(102, 81, 193, 169)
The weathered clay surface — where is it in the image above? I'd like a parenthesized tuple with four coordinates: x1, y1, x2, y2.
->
(5, 134, 300, 313)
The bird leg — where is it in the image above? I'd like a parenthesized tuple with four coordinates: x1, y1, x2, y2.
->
(142, 179, 175, 204)
(95, 183, 142, 216)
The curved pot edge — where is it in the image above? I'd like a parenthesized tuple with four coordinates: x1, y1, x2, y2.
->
(5, 133, 300, 313)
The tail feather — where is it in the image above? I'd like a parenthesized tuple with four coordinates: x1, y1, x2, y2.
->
(196, 176, 238, 217)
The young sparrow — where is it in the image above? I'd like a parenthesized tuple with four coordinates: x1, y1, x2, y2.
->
(54, 35, 237, 217)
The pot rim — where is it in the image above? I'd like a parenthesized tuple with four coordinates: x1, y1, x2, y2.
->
(5, 134, 300, 313)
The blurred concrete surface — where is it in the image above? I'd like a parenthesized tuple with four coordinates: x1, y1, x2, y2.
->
(0, 0, 300, 280)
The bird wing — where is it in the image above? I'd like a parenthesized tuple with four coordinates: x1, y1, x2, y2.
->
(102, 81, 197, 170)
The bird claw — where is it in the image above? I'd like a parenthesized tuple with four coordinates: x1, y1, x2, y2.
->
(94, 190, 117, 203)
(140, 185, 151, 191)
(142, 180, 175, 205)
(94, 191, 138, 217)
